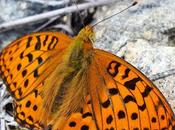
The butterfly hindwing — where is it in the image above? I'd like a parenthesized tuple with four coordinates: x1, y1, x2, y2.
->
(52, 98, 97, 130)
(14, 83, 43, 129)
(0, 32, 72, 129)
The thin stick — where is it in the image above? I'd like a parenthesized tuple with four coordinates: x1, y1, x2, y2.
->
(0, 0, 116, 33)
(33, 16, 60, 32)
(149, 68, 175, 81)
(24, 0, 70, 6)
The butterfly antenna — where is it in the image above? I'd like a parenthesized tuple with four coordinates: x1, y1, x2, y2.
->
(92, 1, 138, 27)
(72, 0, 86, 27)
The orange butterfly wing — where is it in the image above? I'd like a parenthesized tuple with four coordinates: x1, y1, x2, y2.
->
(52, 99, 97, 130)
(52, 48, 175, 130)
(0, 32, 72, 129)
(91, 49, 175, 130)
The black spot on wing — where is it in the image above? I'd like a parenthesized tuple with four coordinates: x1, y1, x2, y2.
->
(20, 52, 24, 59)
(81, 125, 89, 130)
(8, 50, 12, 55)
(34, 90, 38, 98)
(34, 69, 39, 77)
(20, 111, 25, 117)
(18, 88, 22, 96)
(82, 112, 92, 118)
(26, 53, 33, 62)
(24, 79, 29, 87)
(151, 117, 156, 123)
(35, 36, 42, 50)
(161, 127, 167, 130)
(122, 68, 130, 79)
(43, 35, 49, 46)
(33, 105, 38, 111)
(17, 64, 22, 71)
(38, 57, 43, 64)
(69, 121, 76, 127)
(131, 112, 138, 120)
(48, 36, 59, 50)
(26, 100, 31, 107)
(138, 103, 146, 111)
(13, 82, 17, 87)
(142, 86, 152, 97)
(28, 115, 34, 122)
(26, 37, 33, 48)
(109, 88, 119, 95)
(124, 78, 141, 90)
(118, 110, 125, 119)
(123, 95, 136, 103)
(102, 99, 110, 108)
(106, 115, 113, 124)
(161, 115, 165, 120)
(107, 61, 121, 77)
(10, 57, 13, 61)
(133, 128, 139, 130)
(22, 70, 27, 77)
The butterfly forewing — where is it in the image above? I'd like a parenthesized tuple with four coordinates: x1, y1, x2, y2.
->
(0, 32, 72, 129)
(93, 49, 175, 129)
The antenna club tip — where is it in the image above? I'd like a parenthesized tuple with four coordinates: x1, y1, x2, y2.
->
(132, 1, 138, 6)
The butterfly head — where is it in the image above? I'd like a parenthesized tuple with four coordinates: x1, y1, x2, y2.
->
(76, 25, 95, 43)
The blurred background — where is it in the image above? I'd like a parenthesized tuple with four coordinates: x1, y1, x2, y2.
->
(0, 0, 175, 129)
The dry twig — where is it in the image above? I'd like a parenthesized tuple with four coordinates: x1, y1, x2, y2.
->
(24, 0, 70, 6)
(149, 68, 175, 81)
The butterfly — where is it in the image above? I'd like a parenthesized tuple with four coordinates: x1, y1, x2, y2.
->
(0, 24, 175, 130)
(0, 2, 175, 129)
